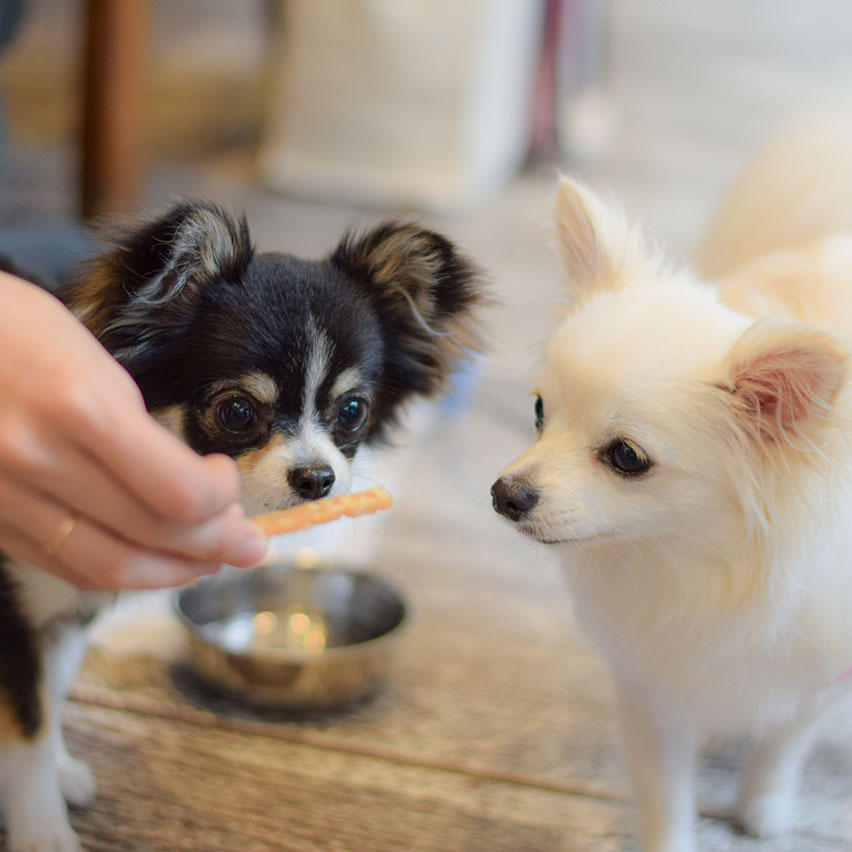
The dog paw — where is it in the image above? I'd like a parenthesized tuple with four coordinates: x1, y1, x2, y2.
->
(58, 754, 97, 809)
(7, 818, 81, 852)
(738, 793, 793, 838)
(697, 795, 736, 822)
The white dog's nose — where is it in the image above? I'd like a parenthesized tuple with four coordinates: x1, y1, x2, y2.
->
(491, 476, 539, 521)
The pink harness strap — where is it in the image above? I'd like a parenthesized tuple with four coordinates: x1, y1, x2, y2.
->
(830, 663, 852, 687)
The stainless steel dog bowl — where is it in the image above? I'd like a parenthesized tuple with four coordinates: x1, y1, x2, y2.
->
(174, 565, 407, 710)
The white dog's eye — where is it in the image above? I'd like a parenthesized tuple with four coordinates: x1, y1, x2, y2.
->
(534, 394, 544, 430)
(605, 439, 651, 477)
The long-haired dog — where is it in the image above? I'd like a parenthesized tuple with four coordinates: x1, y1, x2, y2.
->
(492, 117, 852, 851)
(0, 203, 486, 851)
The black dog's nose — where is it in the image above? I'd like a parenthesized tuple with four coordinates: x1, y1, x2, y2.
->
(288, 465, 336, 500)
(491, 477, 539, 521)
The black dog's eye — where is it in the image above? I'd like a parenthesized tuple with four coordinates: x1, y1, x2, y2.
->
(606, 439, 651, 476)
(337, 397, 369, 433)
(216, 397, 257, 432)
(534, 394, 544, 430)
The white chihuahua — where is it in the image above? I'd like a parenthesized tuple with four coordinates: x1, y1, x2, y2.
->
(492, 117, 852, 852)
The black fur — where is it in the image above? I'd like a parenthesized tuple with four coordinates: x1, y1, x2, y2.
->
(331, 221, 485, 437)
(0, 204, 484, 845)
(60, 203, 487, 458)
(0, 563, 43, 738)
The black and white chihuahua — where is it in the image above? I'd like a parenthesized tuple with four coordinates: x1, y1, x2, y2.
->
(0, 202, 486, 851)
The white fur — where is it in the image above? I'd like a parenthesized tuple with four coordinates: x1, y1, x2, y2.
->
(0, 735, 80, 852)
(48, 628, 97, 811)
(302, 322, 333, 411)
(3, 563, 82, 629)
(235, 423, 352, 516)
(231, 342, 355, 514)
(497, 121, 852, 851)
(229, 323, 353, 514)
(0, 337, 355, 848)
(0, 624, 95, 852)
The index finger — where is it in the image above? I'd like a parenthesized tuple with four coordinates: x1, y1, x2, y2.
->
(78, 406, 241, 523)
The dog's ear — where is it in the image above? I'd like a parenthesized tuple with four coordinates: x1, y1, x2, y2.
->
(331, 221, 487, 400)
(556, 177, 645, 298)
(62, 202, 252, 348)
(724, 320, 847, 445)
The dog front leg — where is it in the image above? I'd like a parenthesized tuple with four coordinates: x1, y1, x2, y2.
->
(737, 690, 841, 839)
(0, 625, 93, 852)
(46, 626, 97, 809)
(615, 681, 697, 852)
(0, 694, 80, 852)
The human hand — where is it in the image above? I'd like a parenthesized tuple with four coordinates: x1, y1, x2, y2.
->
(0, 272, 268, 589)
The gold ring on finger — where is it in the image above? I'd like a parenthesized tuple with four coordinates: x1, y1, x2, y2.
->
(44, 516, 77, 558)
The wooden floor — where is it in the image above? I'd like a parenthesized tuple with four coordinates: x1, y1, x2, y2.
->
(61, 433, 852, 852)
(2, 1, 852, 850)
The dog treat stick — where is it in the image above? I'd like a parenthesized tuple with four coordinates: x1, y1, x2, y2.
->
(252, 487, 394, 536)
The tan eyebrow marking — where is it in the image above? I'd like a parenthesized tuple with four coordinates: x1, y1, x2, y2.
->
(153, 404, 186, 438)
(240, 372, 279, 405)
(234, 432, 290, 477)
(330, 367, 363, 399)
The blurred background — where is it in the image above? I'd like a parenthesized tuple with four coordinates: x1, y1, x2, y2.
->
(2, 1, 852, 849)
(3, 0, 852, 387)
(4, 0, 852, 455)
(5, 1, 852, 251)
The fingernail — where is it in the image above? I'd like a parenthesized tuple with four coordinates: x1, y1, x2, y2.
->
(230, 527, 268, 567)
(258, 542, 278, 567)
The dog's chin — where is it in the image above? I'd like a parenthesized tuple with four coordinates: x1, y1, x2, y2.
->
(240, 492, 307, 516)
(242, 477, 353, 516)
(517, 524, 572, 546)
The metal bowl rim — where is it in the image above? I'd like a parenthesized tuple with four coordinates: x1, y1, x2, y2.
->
(173, 567, 409, 664)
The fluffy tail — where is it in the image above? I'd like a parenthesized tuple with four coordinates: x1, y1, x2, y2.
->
(695, 114, 852, 279)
